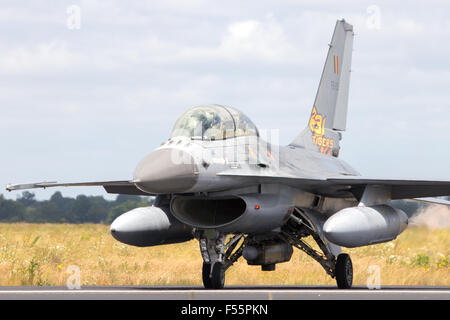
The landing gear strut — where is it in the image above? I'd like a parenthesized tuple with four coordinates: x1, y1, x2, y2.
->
(197, 231, 245, 289)
(280, 208, 354, 289)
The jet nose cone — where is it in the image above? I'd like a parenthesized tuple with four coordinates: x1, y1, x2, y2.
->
(134, 148, 198, 194)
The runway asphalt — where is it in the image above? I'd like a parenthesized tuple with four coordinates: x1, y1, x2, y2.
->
(0, 285, 448, 300)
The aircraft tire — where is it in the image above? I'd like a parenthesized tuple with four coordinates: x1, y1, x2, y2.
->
(202, 262, 212, 289)
(336, 253, 353, 289)
(210, 262, 225, 289)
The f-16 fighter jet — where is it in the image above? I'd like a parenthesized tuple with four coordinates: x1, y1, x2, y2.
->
(7, 19, 450, 289)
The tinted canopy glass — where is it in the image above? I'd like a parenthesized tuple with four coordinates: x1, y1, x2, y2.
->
(170, 105, 258, 140)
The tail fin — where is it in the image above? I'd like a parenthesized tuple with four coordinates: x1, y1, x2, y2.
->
(290, 19, 354, 157)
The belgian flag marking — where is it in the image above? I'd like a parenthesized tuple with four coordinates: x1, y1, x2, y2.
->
(334, 55, 338, 74)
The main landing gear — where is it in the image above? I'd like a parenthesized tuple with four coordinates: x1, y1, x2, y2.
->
(335, 253, 353, 289)
(195, 208, 354, 290)
(280, 208, 354, 289)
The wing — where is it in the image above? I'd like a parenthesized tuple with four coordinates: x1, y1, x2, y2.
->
(216, 171, 450, 200)
(409, 197, 450, 206)
(6, 180, 152, 196)
(326, 177, 450, 199)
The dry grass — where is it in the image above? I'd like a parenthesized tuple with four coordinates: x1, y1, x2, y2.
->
(0, 223, 448, 287)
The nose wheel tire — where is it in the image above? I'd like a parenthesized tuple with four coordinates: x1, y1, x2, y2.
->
(202, 263, 212, 289)
(202, 262, 225, 289)
(335, 253, 353, 289)
(211, 262, 225, 289)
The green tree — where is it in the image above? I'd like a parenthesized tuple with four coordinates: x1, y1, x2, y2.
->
(17, 191, 36, 206)
(0, 194, 26, 222)
(70, 195, 91, 223)
(115, 194, 143, 204)
(0, 192, 154, 224)
(40, 202, 64, 223)
(86, 201, 108, 223)
(106, 199, 152, 224)
(49, 192, 75, 222)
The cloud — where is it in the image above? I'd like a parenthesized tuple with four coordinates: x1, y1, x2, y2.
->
(395, 18, 425, 36)
(218, 19, 294, 62)
(1, 1, 450, 200)
(0, 41, 80, 74)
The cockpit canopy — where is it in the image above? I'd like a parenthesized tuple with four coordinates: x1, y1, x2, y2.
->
(170, 105, 259, 140)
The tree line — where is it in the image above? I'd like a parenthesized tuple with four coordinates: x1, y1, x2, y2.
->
(0, 191, 153, 224)
(0, 191, 447, 225)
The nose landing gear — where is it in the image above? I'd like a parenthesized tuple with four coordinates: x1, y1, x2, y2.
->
(197, 232, 245, 289)
(202, 262, 225, 289)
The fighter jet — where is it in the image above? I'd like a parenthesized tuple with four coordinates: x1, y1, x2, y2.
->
(6, 19, 450, 289)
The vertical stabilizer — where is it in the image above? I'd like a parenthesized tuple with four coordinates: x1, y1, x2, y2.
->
(290, 19, 354, 157)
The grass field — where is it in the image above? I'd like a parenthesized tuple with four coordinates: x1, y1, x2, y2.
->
(0, 223, 448, 287)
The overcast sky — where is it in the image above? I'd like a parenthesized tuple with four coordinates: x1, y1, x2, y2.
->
(1, 1, 449, 200)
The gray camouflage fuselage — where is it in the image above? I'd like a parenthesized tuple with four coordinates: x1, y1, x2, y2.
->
(111, 134, 360, 245)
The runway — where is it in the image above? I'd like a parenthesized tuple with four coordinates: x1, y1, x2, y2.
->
(0, 286, 448, 300)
